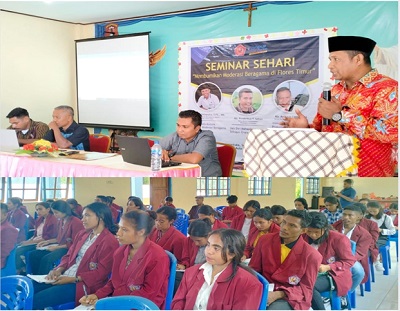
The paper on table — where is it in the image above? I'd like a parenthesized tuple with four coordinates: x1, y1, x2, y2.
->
(74, 304, 95, 310)
(36, 243, 59, 250)
(268, 127, 316, 132)
(27, 274, 55, 283)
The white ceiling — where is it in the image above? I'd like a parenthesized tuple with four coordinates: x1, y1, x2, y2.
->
(0, 0, 246, 24)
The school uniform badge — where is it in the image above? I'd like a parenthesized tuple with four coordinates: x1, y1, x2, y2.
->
(129, 284, 142, 291)
(288, 275, 301, 285)
(89, 262, 98, 270)
(327, 256, 336, 264)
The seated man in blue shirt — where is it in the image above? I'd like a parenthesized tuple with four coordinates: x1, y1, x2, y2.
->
(43, 105, 89, 151)
(160, 110, 222, 177)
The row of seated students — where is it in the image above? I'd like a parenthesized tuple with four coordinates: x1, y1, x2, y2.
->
(1, 196, 397, 310)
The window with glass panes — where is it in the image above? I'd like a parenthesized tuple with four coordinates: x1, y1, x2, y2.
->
(306, 177, 320, 194)
(196, 177, 230, 197)
(248, 177, 271, 195)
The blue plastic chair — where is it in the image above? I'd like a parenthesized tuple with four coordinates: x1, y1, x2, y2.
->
(173, 213, 189, 236)
(165, 251, 177, 310)
(389, 231, 398, 261)
(214, 205, 226, 219)
(380, 240, 392, 275)
(255, 272, 269, 310)
(175, 208, 186, 214)
(95, 296, 159, 310)
(0, 275, 34, 310)
(0, 246, 17, 277)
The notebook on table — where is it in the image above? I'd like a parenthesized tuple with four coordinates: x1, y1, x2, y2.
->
(116, 135, 181, 168)
(0, 129, 20, 152)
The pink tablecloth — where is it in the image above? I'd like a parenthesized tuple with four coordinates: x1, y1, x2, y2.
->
(0, 152, 201, 177)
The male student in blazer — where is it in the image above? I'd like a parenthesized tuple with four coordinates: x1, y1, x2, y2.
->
(250, 209, 322, 310)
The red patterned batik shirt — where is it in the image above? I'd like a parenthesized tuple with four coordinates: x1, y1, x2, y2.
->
(311, 69, 398, 177)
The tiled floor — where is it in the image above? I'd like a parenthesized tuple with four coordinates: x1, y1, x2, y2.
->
(325, 240, 398, 310)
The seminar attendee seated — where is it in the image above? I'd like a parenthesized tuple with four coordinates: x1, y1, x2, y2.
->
(250, 210, 322, 310)
(230, 199, 260, 241)
(1, 203, 18, 269)
(28, 201, 84, 275)
(6, 107, 49, 145)
(43, 105, 89, 150)
(198, 205, 228, 230)
(221, 195, 244, 225)
(16, 202, 58, 274)
(95, 195, 119, 223)
(172, 229, 262, 310)
(305, 212, 356, 310)
(79, 210, 170, 309)
(6, 197, 28, 244)
(270, 204, 287, 226)
(322, 196, 343, 225)
(66, 199, 84, 219)
(365, 200, 396, 271)
(332, 205, 372, 291)
(294, 197, 309, 211)
(148, 206, 188, 269)
(388, 202, 398, 229)
(244, 208, 280, 259)
(32, 202, 119, 310)
(160, 110, 222, 177)
(126, 196, 146, 213)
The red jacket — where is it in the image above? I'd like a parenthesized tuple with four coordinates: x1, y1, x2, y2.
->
(57, 229, 119, 304)
(212, 219, 228, 230)
(331, 222, 372, 284)
(230, 214, 257, 232)
(34, 214, 58, 240)
(95, 238, 169, 309)
(148, 226, 188, 266)
(56, 216, 84, 248)
(222, 205, 244, 221)
(250, 232, 322, 310)
(358, 218, 380, 261)
(1, 220, 19, 268)
(183, 237, 199, 268)
(172, 263, 262, 310)
(303, 231, 355, 296)
(245, 222, 280, 258)
(7, 208, 26, 243)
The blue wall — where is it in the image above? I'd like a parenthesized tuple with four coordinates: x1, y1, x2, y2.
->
(98, 1, 398, 136)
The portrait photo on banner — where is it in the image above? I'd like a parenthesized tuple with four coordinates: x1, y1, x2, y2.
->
(179, 27, 335, 161)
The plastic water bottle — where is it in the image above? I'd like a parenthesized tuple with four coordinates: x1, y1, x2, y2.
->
(151, 141, 162, 171)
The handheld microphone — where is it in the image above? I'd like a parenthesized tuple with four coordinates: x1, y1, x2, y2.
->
(322, 82, 332, 126)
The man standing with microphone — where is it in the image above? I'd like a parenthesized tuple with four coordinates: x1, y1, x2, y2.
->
(281, 36, 398, 177)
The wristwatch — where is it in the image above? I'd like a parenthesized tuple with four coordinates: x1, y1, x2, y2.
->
(332, 111, 342, 122)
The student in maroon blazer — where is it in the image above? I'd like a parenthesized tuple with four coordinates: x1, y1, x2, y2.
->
(1, 203, 19, 269)
(305, 212, 356, 310)
(148, 205, 188, 268)
(230, 200, 260, 241)
(250, 210, 322, 310)
(80, 210, 170, 309)
(16, 202, 58, 273)
(221, 195, 244, 225)
(67, 199, 84, 218)
(32, 202, 119, 310)
(198, 205, 228, 230)
(245, 208, 280, 259)
(183, 219, 213, 268)
(95, 195, 120, 223)
(332, 205, 373, 285)
(172, 229, 262, 310)
(6, 197, 27, 243)
(28, 200, 84, 275)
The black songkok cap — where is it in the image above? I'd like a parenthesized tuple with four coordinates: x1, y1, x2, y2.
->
(328, 36, 376, 56)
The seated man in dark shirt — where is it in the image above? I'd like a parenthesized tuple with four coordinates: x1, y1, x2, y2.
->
(160, 110, 222, 177)
(43, 105, 89, 151)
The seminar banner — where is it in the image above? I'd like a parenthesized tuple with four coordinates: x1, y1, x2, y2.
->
(179, 28, 336, 161)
